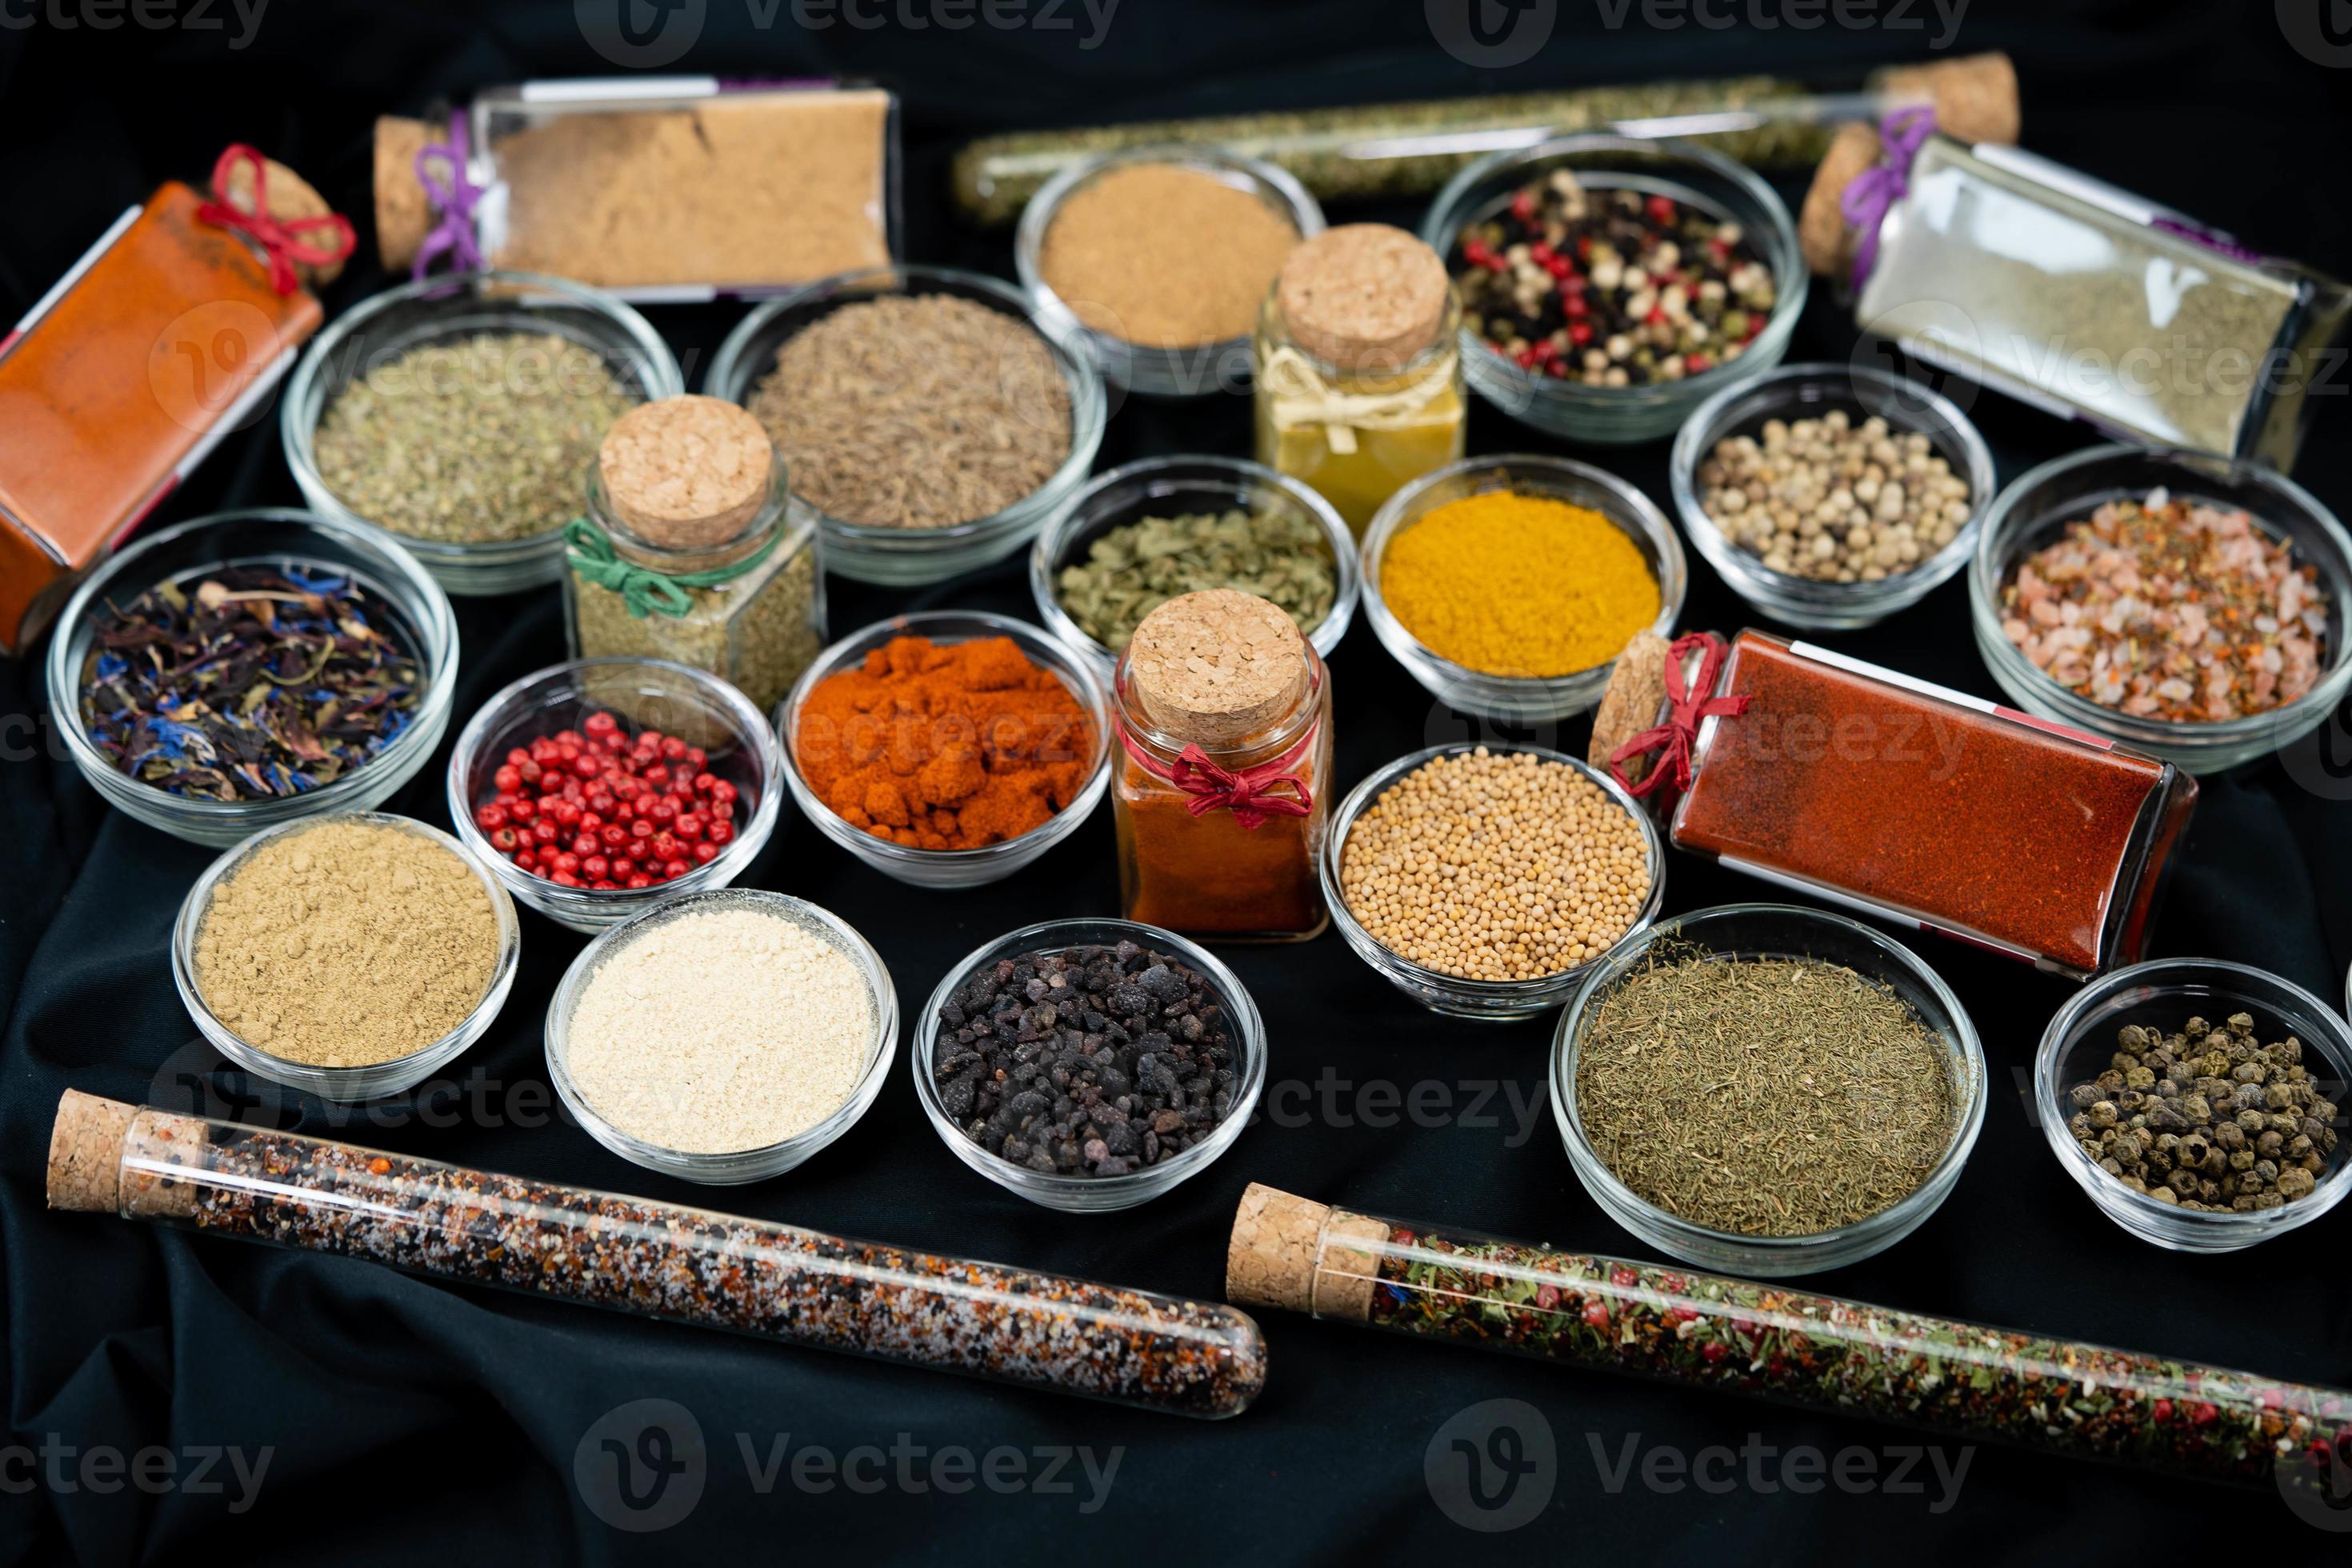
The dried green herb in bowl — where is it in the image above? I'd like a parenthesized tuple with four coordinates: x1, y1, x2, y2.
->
(1054, 507, 1336, 652)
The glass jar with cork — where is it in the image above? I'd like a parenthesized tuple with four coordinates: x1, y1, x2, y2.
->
(563, 394, 823, 722)
(1110, 589, 1333, 941)
(1253, 225, 1466, 537)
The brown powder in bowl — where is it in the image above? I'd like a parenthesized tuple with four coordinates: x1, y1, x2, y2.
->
(193, 819, 501, 1067)
(1039, 163, 1302, 349)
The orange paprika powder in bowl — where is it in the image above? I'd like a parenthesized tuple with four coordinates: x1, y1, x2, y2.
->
(778, 610, 1110, 888)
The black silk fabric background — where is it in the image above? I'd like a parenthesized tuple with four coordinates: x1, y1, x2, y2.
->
(4, 2, 2351, 1562)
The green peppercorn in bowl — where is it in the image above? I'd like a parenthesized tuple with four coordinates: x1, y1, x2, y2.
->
(1552, 904, 1986, 1278)
(282, 270, 683, 595)
(46, 509, 458, 848)
(1422, 134, 1806, 446)
(2034, 959, 2352, 1253)
(1030, 454, 1358, 678)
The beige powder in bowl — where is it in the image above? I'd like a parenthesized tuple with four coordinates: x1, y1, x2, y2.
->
(563, 906, 875, 1154)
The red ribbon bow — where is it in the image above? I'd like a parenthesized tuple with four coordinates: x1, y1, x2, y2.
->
(194, 144, 355, 297)
(1122, 728, 1316, 830)
(1608, 632, 1750, 802)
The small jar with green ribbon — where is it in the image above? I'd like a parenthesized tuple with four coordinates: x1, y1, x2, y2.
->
(565, 394, 824, 720)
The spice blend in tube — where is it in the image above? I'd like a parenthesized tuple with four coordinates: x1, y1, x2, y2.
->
(1225, 1185, 2352, 1490)
(931, 940, 1239, 1178)
(794, 635, 1096, 851)
(48, 1094, 1266, 1418)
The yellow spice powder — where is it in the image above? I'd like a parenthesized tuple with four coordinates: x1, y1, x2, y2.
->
(1382, 492, 1659, 676)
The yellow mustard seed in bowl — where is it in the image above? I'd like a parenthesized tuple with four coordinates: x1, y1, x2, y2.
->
(1338, 747, 1650, 982)
(1380, 491, 1659, 675)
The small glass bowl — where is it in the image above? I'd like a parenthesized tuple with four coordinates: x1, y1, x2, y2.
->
(1421, 134, 1807, 445)
(1553, 903, 1987, 1278)
(170, 811, 521, 1101)
(706, 265, 1108, 586)
(912, 917, 1267, 1210)
(46, 509, 458, 848)
(1029, 454, 1358, 679)
(2034, 958, 2352, 1253)
(1014, 145, 1325, 398)
(546, 888, 898, 1185)
(776, 610, 1111, 889)
(1671, 362, 1997, 630)
(1361, 453, 1686, 724)
(445, 656, 783, 934)
(281, 270, 683, 595)
(1969, 443, 2352, 774)
(1322, 743, 1664, 1022)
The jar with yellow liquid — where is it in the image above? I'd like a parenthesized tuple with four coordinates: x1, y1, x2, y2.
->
(1254, 224, 1466, 537)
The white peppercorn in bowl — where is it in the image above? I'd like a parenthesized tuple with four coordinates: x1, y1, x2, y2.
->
(1320, 744, 1664, 1022)
(1030, 454, 1358, 679)
(1670, 362, 1995, 630)
(170, 811, 522, 1102)
(1553, 904, 1986, 1278)
(706, 265, 1108, 586)
(282, 270, 684, 595)
(546, 888, 898, 1186)
(913, 918, 1267, 1212)
(1360, 453, 1686, 725)
(446, 656, 784, 934)
(2034, 958, 2352, 1253)
(1014, 145, 1326, 398)
(775, 610, 1112, 890)
(1421, 134, 1807, 445)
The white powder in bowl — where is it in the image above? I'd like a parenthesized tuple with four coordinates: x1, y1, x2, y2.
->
(564, 906, 875, 1154)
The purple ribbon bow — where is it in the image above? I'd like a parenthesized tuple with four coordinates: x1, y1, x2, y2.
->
(1839, 106, 1937, 293)
(412, 110, 485, 278)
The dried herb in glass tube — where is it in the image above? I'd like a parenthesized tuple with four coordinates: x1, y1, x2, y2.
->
(47, 1092, 1265, 1418)
(1589, 630, 2198, 978)
(1228, 1185, 2352, 1490)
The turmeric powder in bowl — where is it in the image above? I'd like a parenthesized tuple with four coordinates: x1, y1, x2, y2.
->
(1379, 491, 1660, 677)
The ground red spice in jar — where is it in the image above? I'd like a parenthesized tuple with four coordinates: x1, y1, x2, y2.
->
(475, 710, 743, 889)
(1601, 630, 2197, 976)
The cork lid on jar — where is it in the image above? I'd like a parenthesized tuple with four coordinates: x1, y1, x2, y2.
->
(1126, 589, 1310, 749)
(214, 152, 346, 288)
(1275, 224, 1451, 372)
(598, 395, 777, 550)
(373, 115, 434, 271)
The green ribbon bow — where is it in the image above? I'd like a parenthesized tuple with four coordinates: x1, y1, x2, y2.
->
(564, 517, 781, 619)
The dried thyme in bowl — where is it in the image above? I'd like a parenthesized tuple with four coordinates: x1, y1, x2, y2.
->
(1054, 507, 1336, 651)
(312, 331, 640, 544)
(1574, 947, 1959, 1236)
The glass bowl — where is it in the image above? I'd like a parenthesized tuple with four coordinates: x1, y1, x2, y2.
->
(1322, 742, 1664, 1021)
(1030, 454, 1358, 680)
(1671, 362, 1997, 630)
(1360, 453, 1686, 724)
(706, 265, 1108, 586)
(1552, 903, 1986, 1278)
(445, 656, 783, 934)
(2034, 958, 2352, 1253)
(281, 270, 683, 595)
(775, 610, 1111, 889)
(170, 811, 521, 1101)
(1969, 443, 2352, 774)
(1421, 134, 1807, 445)
(545, 888, 898, 1185)
(912, 917, 1266, 1211)
(1014, 145, 1324, 398)
(46, 508, 458, 848)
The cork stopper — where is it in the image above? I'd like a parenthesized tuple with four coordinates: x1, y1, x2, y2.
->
(1874, 51, 2021, 146)
(1588, 628, 1672, 789)
(47, 1090, 134, 1213)
(1126, 590, 1310, 748)
(1799, 122, 1886, 279)
(598, 396, 776, 550)
(374, 114, 434, 271)
(215, 154, 346, 288)
(1224, 1184, 1389, 1322)
(1275, 224, 1450, 372)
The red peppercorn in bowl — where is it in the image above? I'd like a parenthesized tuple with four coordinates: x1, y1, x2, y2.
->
(446, 656, 783, 933)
